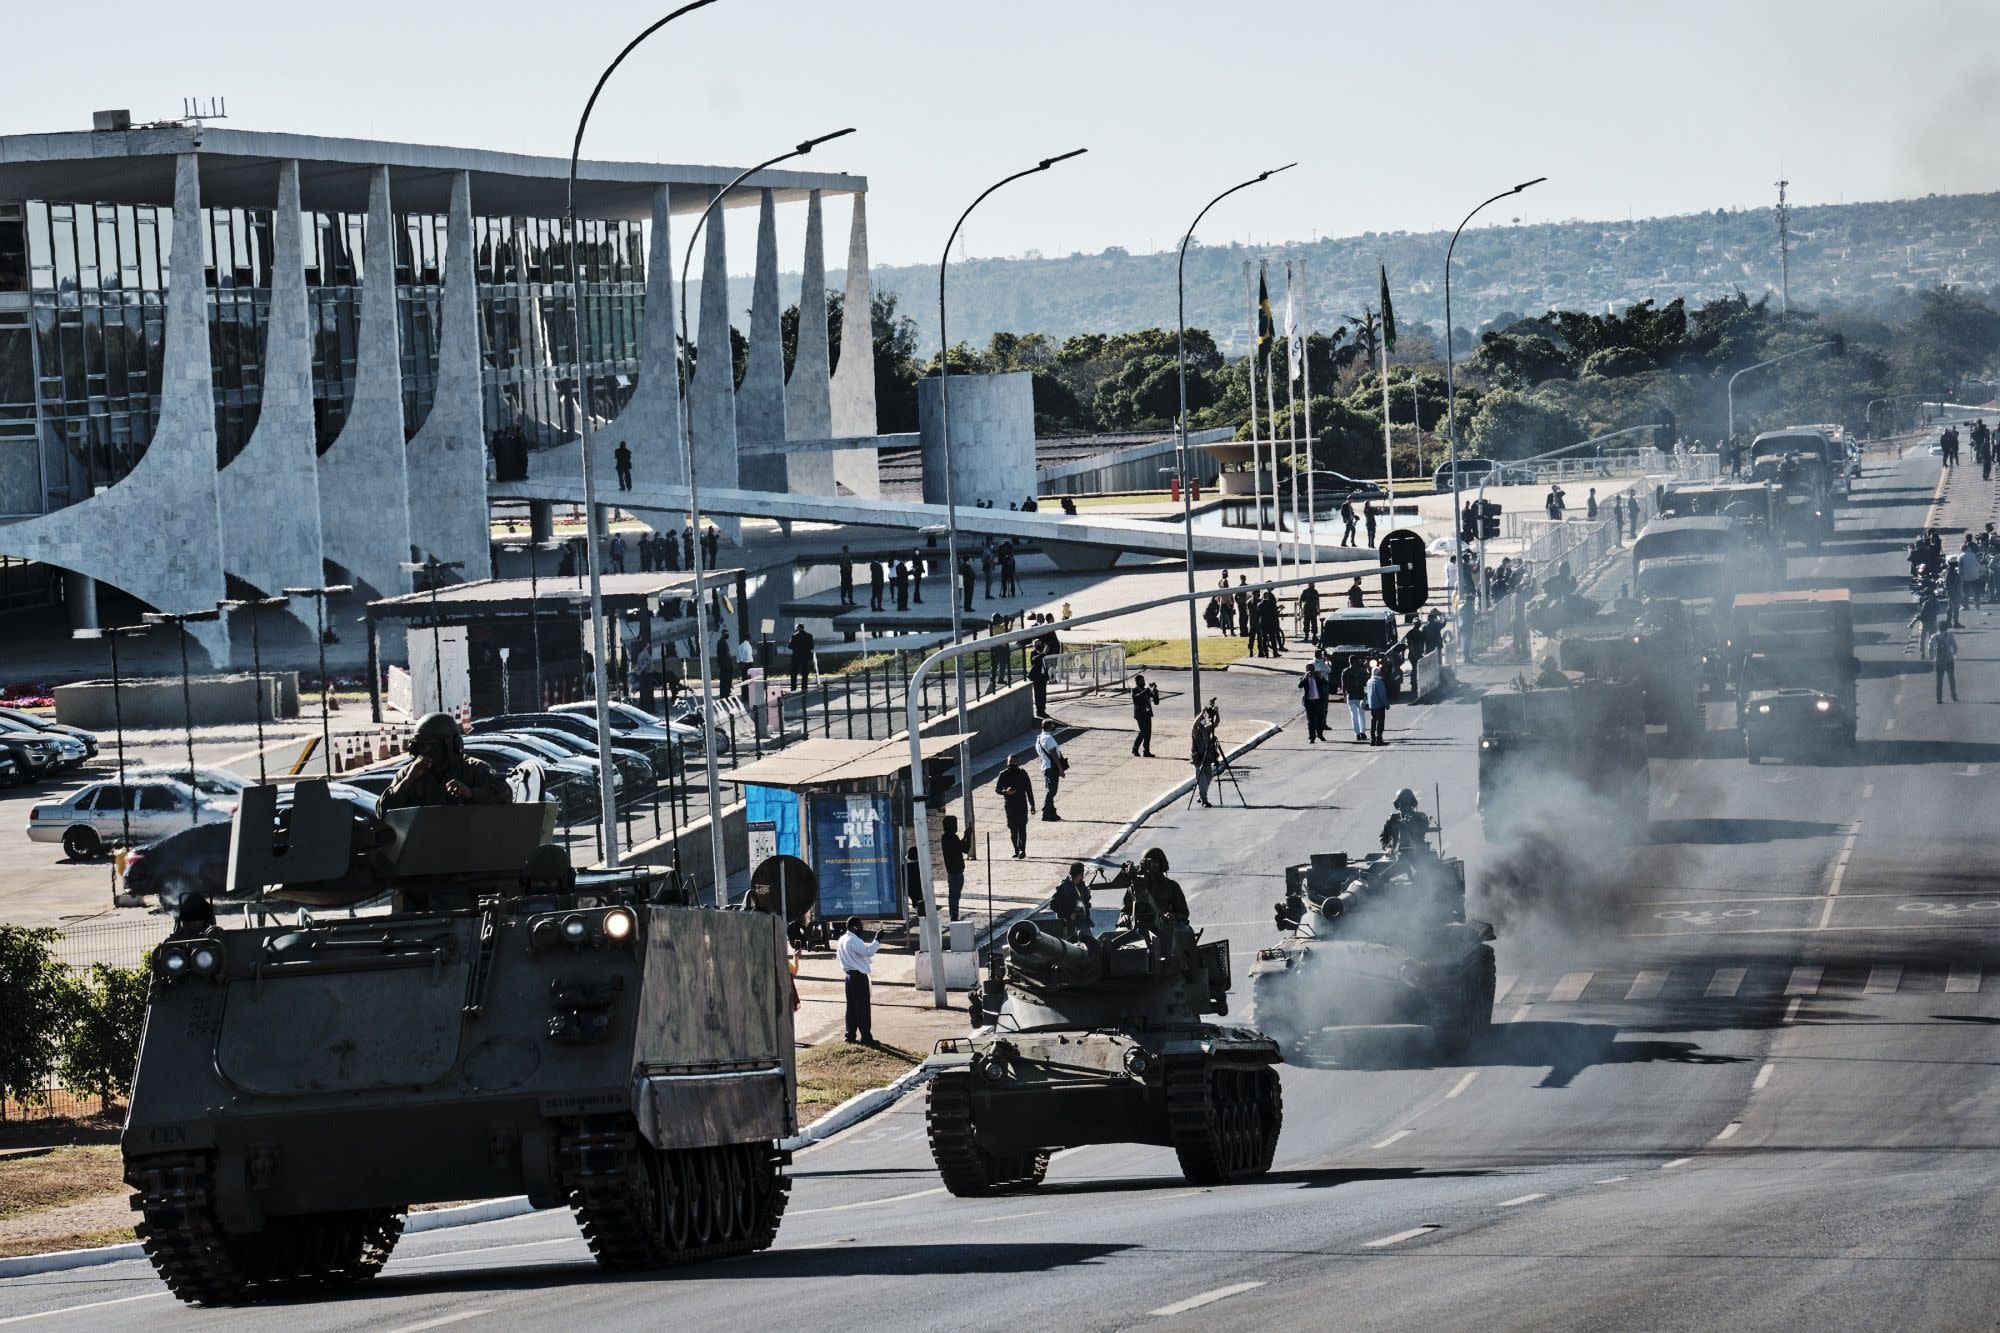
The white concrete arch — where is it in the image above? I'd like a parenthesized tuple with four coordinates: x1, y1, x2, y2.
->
(404, 170, 493, 579)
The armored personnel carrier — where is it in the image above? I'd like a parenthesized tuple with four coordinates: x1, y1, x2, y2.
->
(1249, 847, 1495, 1054)
(122, 779, 795, 1305)
(926, 915, 1281, 1195)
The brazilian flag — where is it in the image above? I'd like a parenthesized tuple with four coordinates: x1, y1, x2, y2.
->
(1256, 265, 1274, 355)
(1378, 261, 1398, 353)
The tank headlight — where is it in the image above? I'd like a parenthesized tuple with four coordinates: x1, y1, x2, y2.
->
(602, 909, 635, 942)
(532, 918, 559, 950)
(158, 947, 189, 976)
(976, 1054, 1006, 1083)
(562, 915, 589, 943)
(1814, 699, 1832, 713)
(1122, 1046, 1154, 1077)
(1757, 704, 1772, 714)
(190, 945, 220, 974)
(1479, 738, 1495, 750)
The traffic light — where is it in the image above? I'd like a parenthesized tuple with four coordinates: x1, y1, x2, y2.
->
(1479, 500, 1502, 540)
(1459, 505, 1478, 544)
(1378, 529, 1430, 614)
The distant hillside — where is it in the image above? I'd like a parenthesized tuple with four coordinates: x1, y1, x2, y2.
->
(770, 189, 2000, 356)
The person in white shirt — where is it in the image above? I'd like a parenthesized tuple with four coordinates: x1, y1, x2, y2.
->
(1034, 718, 1065, 821)
(835, 916, 881, 1043)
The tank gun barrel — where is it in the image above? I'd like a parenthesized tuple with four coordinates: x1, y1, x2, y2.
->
(1006, 919, 1100, 980)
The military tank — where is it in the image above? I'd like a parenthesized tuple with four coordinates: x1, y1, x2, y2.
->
(1248, 845, 1496, 1055)
(122, 779, 795, 1306)
(926, 908, 1281, 1196)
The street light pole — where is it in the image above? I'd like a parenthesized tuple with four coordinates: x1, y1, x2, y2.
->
(565, 0, 722, 869)
(677, 128, 856, 900)
(73, 624, 151, 873)
(939, 147, 1086, 825)
(282, 584, 351, 777)
(399, 557, 464, 714)
(219, 595, 290, 784)
(1473, 424, 1669, 601)
(1174, 164, 1295, 718)
(1444, 177, 1546, 614)
(142, 607, 223, 828)
(1727, 340, 1841, 443)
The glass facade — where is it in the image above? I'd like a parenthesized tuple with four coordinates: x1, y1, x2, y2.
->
(0, 195, 648, 518)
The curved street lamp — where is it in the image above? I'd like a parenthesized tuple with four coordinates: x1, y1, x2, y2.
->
(1443, 177, 1545, 610)
(937, 148, 1085, 829)
(1173, 163, 1294, 716)
(563, 0, 722, 868)
(1727, 339, 1842, 443)
(676, 128, 857, 899)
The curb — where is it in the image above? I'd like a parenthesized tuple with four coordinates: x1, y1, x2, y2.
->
(780, 1059, 939, 1154)
(0, 1239, 143, 1280)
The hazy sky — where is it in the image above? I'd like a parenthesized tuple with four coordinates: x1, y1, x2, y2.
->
(12, 0, 2000, 271)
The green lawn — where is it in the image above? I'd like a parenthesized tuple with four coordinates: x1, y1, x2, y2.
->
(1120, 637, 1252, 669)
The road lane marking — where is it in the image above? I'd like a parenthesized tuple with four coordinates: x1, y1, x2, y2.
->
(1754, 1063, 1775, 1090)
(1372, 1130, 1413, 1149)
(1150, 1281, 1265, 1316)
(1494, 974, 1517, 1003)
(1704, 968, 1746, 998)
(1507, 1004, 1533, 1023)
(788, 1186, 946, 1216)
(1662, 1158, 1693, 1169)
(1886, 718, 1897, 732)
(1945, 968, 1981, 993)
(1362, 1225, 1439, 1248)
(0, 1295, 169, 1326)
(1715, 1122, 1742, 1141)
(1592, 1176, 1629, 1184)
(404, 1237, 577, 1265)
(1661, 788, 1681, 809)
(1444, 1072, 1478, 1099)
(1636, 922, 2000, 937)
(1864, 964, 1903, 995)
(1784, 966, 1822, 996)
(1497, 1193, 1545, 1207)
(1545, 972, 1593, 1003)
(1861, 783, 1875, 799)
(1817, 822, 1864, 928)
(1783, 997, 1805, 1024)
(985, 1209, 1053, 1223)
(1966, 764, 1983, 777)
(383, 1312, 493, 1333)
(1625, 969, 1668, 1001)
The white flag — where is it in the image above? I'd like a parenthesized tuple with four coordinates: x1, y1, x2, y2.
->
(1285, 264, 1303, 384)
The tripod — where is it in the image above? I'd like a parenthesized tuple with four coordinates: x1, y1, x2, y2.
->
(1186, 743, 1247, 809)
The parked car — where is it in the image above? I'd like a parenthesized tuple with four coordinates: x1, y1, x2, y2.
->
(483, 710, 688, 768)
(459, 740, 598, 819)
(1276, 470, 1387, 506)
(548, 701, 699, 752)
(481, 730, 625, 794)
(124, 784, 376, 906)
(26, 778, 231, 860)
(496, 726, 655, 788)
(129, 765, 250, 801)
(0, 752, 19, 786)
(0, 729, 87, 784)
(0, 707, 98, 760)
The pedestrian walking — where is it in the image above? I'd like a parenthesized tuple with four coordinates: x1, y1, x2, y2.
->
(1613, 494, 1626, 542)
(614, 441, 633, 491)
(716, 628, 737, 695)
(1340, 654, 1369, 741)
(1946, 559, 1965, 627)
(788, 622, 814, 691)
(638, 532, 654, 574)
(1029, 646, 1051, 718)
(1586, 487, 1599, 521)
(1365, 662, 1391, 745)
(869, 558, 885, 611)
(893, 558, 909, 611)
(1034, 717, 1066, 820)
(1235, 576, 1251, 633)
(1130, 673, 1160, 757)
(1933, 623, 1960, 702)
(1911, 587, 1943, 658)
(609, 532, 626, 574)
(1347, 578, 1366, 609)
(995, 755, 1035, 858)
(982, 544, 995, 599)
(702, 525, 720, 568)
(1340, 499, 1359, 546)
(838, 546, 855, 606)
(681, 525, 696, 571)
(1000, 543, 1018, 597)
(941, 814, 970, 920)
(910, 550, 925, 605)
(836, 917, 880, 1043)
(1298, 659, 1329, 742)
(959, 556, 975, 613)
(903, 846, 926, 920)
(1191, 705, 1221, 807)
(1364, 501, 1379, 546)
(1299, 582, 1321, 643)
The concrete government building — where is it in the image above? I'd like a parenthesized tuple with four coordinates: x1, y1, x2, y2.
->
(0, 117, 885, 664)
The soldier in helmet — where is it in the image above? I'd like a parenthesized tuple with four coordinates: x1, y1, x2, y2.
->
(1111, 847, 1190, 933)
(1380, 788, 1435, 857)
(377, 712, 512, 816)
(519, 842, 577, 902)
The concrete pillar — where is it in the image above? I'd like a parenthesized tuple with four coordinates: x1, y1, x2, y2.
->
(829, 194, 879, 498)
(316, 167, 413, 598)
(784, 190, 836, 497)
(737, 189, 787, 493)
(64, 572, 98, 631)
(689, 195, 740, 539)
(918, 371, 1036, 509)
(404, 171, 493, 579)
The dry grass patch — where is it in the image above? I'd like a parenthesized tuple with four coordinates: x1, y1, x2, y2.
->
(0, 1146, 126, 1220)
(795, 1041, 923, 1113)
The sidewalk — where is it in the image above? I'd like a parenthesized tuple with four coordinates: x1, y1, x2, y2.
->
(788, 685, 1277, 1047)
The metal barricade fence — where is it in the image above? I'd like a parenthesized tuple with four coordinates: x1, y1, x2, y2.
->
(1046, 645, 1128, 696)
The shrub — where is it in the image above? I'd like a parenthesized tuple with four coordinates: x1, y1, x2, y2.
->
(0, 926, 81, 1104)
(58, 961, 151, 1104)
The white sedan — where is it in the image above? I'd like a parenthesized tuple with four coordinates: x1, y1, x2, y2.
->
(27, 778, 232, 861)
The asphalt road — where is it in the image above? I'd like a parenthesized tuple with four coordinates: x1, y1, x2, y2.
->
(5, 449, 1996, 1331)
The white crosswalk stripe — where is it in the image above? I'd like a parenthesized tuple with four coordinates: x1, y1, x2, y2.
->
(1499, 964, 1988, 1006)
(1784, 966, 1822, 996)
(1545, 972, 1594, 1002)
(1493, 975, 1517, 1003)
(1864, 964, 1903, 995)
(1945, 968, 1982, 993)
(1705, 967, 1747, 998)
(1625, 969, 1668, 1001)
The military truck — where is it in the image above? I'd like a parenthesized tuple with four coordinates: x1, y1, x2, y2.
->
(1657, 480, 1784, 577)
(1555, 607, 1705, 736)
(1733, 588, 1858, 761)
(1250, 846, 1495, 1054)
(1749, 429, 1837, 547)
(927, 914, 1281, 1195)
(1477, 681, 1649, 838)
(122, 780, 795, 1305)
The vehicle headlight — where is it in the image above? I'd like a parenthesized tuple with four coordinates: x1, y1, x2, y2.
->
(1814, 699, 1832, 713)
(190, 945, 220, 974)
(562, 915, 589, 943)
(1479, 738, 1496, 750)
(1756, 704, 1771, 714)
(158, 946, 190, 976)
(532, 918, 560, 950)
(602, 908, 635, 942)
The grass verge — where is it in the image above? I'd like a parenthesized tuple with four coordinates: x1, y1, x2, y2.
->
(795, 1041, 923, 1115)
(0, 1146, 125, 1221)
(1120, 637, 1252, 669)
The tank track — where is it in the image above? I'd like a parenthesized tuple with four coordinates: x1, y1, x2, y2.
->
(925, 1069, 1050, 1197)
(561, 1119, 788, 1270)
(1165, 1056, 1282, 1185)
(127, 1153, 403, 1306)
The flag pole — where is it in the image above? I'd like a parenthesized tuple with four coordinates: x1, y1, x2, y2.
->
(1245, 259, 1264, 577)
(1380, 317, 1393, 495)
(1261, 261, 1278, 577)
(1285, 260, 1302, 575)
(1302, 256, 1317, 569)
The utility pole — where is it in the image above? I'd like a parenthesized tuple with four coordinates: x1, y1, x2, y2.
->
(1774, 179, 1792, 316)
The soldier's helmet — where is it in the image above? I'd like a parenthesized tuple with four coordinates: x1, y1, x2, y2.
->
(1140, 847, 1170, 874)
(410, 711, 463, 757)
(520, 842, 576, 896)
(1393, 787, 1419, 812)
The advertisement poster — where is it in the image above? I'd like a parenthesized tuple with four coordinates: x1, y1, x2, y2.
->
(810, 793, 899, 918)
